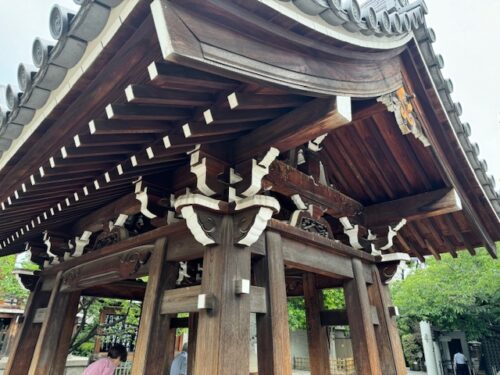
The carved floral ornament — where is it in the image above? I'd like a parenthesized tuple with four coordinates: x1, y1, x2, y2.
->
(377, 86, 430, 147)
(174, 147, 281, 247)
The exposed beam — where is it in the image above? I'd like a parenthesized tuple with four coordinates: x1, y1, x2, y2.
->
(443, 215, 477, 256)
(125, 84, 214, 106)
(233, 96, 351, 162)
(264, 159, 363, 218)
(364, 188, 462, 228)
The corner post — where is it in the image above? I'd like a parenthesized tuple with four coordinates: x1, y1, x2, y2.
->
(303, 272, 331, 375)
(344, 258, 382, 375)
(131, 237, 177, 375)
(254, 231, 292, 375)
(193, 214, 252, 375)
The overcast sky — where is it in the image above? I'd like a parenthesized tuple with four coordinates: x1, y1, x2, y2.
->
(0, 0, 498, 184)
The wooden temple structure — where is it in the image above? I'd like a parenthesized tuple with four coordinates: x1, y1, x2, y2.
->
(0, 0, 499, 374)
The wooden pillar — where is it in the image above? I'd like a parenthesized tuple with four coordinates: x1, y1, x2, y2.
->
(193, 214, 251, 375)
(28, 271, 81, 375)
(368, 266, 407, 375)
(303, 272, 331, 375)
(343, 259, 382, 375)
(4, 276, 53, 375)
(254, 231, 292, 375)
(131, 237, 177, 375)
(187, 313, 198, 374)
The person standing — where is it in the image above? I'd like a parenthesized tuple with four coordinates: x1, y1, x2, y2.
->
(170, 343, 188, 375)
(453, 350, 470, 375)
(83, 344, 128, 375)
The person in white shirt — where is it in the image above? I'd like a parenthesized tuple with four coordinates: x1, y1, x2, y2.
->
(453, 351, 469, 375)
(170, 343, 188, 375)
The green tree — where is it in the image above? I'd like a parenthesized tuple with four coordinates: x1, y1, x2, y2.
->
(288, 288, 345, 330)
(0, 255, 29, 303)
(391, 248, 500, 340)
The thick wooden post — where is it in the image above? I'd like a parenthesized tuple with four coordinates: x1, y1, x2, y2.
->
(303, 272, 331, 375)
(28, 271, 81, 375)
(344, 259, 382, 375)
(368, 266, 407, 375)
(4, 276, 53, 375)
(187, 313, 199, 374)
(254, 231, 292, 375)
(131, 237, 177, 375)
(193, 214, 251, 375)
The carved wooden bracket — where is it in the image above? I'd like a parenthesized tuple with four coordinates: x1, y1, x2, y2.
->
(25, 241, 50, 268)
(43, 231, 73, 265)
(378, 86, 430, 147)
(289, 194, 333, 238)
(61, 244, 154, 291)
(175, 147, 281, 247)
(92, 222, 129, 251)
(376, 252, 411, 283)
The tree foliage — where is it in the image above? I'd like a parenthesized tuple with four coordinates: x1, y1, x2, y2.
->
(0, 255, 29, 303)
(391, 248, 500, 340)
(288, 288, 345, 330)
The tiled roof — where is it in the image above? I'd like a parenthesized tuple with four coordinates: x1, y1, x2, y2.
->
(0, 0, 123, 157)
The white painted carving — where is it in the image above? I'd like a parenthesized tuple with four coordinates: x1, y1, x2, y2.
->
(190, 151, 217, 196)
(339, 217, 364, 250)
(73, 230, 92, 257)
(379, 218, 407, 251)
(176, 261, 190, 285)
(134, 178, 157, 219)
(308, 133, 328, 152)
(239, 147, 279, 197)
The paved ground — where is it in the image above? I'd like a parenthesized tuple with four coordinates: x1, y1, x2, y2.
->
(291, 371, 427, 375)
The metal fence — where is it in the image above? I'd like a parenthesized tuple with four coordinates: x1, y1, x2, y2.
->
(293, 357, 355, 374)
(114, 361, 132, 375)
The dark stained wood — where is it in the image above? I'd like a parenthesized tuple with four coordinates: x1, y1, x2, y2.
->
(303, 272, 331, 375)
(187, 313, 199, 375)
(443, 214, 477, 256)
(268, 220, 378, 263)
(194, 215, 251, 375)
(364, 188, 462, 228)
(264, 160, 363, 218)
(106, 103, 192, 121)
(82, 280, 146, 301)
(233, 97, 350, 163)
(126, 84, 214, 106)
(320, 309, 348, 326)
(152, 0, 404, 97)
(131, 238, 177, 375)
(3, 278, 48, 375)
(228, 92, 308, 110)
(149, 61, 239, 92)
(28, 271, 81, 375)
(403, 47, 498, 258)
(344, 259, 382, 375)
(89, 119, 174, 135)
(368, 266, 407, 375)
(282, 237, 354, 279)
(254, 231, 293, 375)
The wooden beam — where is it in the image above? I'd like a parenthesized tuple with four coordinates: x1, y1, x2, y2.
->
(82, 280, 146, 301)
(89, 119, 173, 135)
(131, 238, 177, 375)
(161, 285, 265, 314)
(364, 188, 462, 227)
(282, 237, 354, 279)
(320, 309, 348, 326)
(233, 96, 351, 162)
(443, 214, 477, 256)
(106, 103, 191, 121)
(255, 231, 293, 375)
(148, 61, 239, 92)
(227, 92, 308, 110)
(264, 160, 363, 218)
(344, 259, 382, 375)
(126, 84, 214, 106)
(303, 272, 331, 375)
